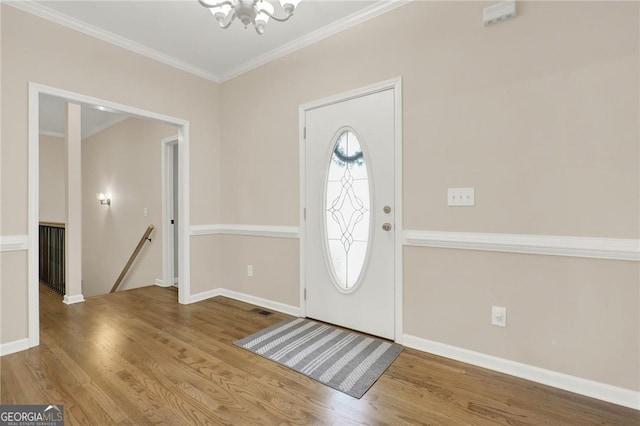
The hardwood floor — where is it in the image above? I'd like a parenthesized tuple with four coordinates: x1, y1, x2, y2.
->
(1, 285, 638, 425)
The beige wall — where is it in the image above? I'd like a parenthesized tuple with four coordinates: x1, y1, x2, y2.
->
(1, 5, 222, 343)
(1, 0, 638, 396)
(404, 247, 640, 390)
(82, 118, 175, 297)
(221, 1, 639, 236)
(39, 135, 66, 223)
(219, 1, 639, 391)
(0, 251, 27, 344)
(220, 235, 299, 307)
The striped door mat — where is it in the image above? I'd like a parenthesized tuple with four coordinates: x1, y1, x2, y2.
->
(234, 317, 403, 398)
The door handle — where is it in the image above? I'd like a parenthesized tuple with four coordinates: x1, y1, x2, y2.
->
(382, 223, 392, 231)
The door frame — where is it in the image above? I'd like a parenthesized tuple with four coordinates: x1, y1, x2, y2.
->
(298, 77, 403, 343)
(28, 82, 192, 349)
(161, 136, 180, 289)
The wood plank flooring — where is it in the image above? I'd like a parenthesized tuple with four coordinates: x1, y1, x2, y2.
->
(1, 285, 638, 425)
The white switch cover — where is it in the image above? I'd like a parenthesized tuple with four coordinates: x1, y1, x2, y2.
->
(448, 188, 475, 206)
(483, 0, 517, 26)
(143, 207, 148, 217)
(247, 265, 253, 277)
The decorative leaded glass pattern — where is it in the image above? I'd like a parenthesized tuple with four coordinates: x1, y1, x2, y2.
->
(325, 130, 370, 289)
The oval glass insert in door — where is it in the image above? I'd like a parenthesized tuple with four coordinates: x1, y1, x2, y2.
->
(325, 130, 371, 290)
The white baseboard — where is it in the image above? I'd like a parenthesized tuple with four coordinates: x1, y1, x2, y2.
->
(188, 287, 301, 317)
(189, 288, 223, 304)
(155, 278, 179, 287)
(155, 278, 171, 288)
(403, 334, 640, 411)
(218, 289, 301, 317)
(62, 294, 85, 305)
(0, 338, 30, 356)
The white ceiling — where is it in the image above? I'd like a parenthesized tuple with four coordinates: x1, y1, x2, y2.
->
(17, 0, 409, 137)
(14, 0, 408, 82)
(39, 94, 130, 140)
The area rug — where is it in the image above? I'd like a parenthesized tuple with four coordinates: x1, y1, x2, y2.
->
(234, 317, 403, 398)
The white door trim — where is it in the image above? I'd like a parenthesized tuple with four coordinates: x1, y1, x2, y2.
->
(298, 77, 403, 343)
(161, 136, 180, 288)
(28, 82, 192, 350)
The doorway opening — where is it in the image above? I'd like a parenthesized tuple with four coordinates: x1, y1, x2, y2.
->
(162, 137, 180, 288)
(28, 82, 192, 349)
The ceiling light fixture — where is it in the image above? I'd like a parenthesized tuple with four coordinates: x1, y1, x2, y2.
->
(199, 0, 301, 34)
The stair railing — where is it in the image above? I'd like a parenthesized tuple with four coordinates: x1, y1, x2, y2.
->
(39, 222, 66, 295)
(110, 225, 155, 293)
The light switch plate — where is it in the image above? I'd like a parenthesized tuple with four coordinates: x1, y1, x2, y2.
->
(448, 188, 475, 206)
(483, 0, 516, 26)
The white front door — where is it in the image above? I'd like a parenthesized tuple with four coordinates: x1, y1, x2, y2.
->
(304, 88, 396, 340)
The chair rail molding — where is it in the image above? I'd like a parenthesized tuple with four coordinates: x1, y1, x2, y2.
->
(403, 230, 640, 262)
(188, 226, 640, 261)
(190, 224, 299, 239)
(0, 235, 29, 252)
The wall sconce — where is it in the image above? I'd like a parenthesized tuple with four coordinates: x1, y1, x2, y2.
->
(97, 193, 111, 206)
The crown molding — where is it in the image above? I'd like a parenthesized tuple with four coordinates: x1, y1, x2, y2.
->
(5, 0, 222, 83)
(218, 0, 413, 82)
(6, 0, 412, 85)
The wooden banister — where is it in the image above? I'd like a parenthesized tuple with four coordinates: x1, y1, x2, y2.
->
(110, 225, 155, 293)
(39, 221, 66, 228)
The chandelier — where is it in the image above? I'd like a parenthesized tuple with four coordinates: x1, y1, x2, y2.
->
(199, 0, 302, 34)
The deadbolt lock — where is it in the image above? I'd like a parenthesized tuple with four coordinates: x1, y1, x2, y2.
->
(383, 205, 392, 214)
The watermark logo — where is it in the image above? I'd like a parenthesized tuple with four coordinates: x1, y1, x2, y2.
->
(0, 404, 64, 426)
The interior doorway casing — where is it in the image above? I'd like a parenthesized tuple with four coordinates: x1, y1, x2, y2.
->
(298, 77, 404, 343)
(28, 82, 192, 349)
(162, 136, 179, 289)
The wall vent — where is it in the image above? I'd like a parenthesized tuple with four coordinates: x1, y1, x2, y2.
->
(250, 308, 274, 316)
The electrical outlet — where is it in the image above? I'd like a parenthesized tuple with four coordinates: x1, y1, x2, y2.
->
(492, 306, 507, 327)
(247, 265, 253, 277)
